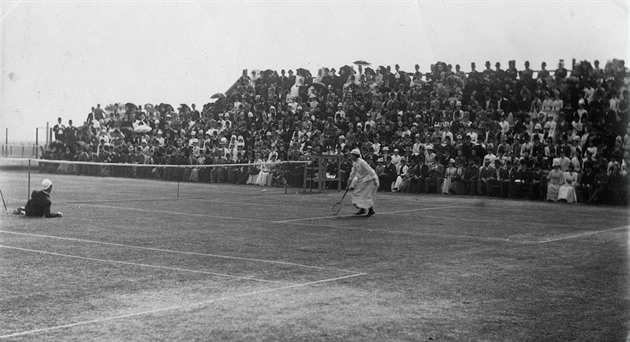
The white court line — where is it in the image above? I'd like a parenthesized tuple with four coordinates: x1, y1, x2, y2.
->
(0, 230, 360, 274)
(288, 221, 516, 243)
(419, 214, 573, 228)
(536, 225, 629, 244)
(0, 245, 292, 285)
(81, 203, 270, 223)
(272, 205, 464, 223)
(182, 196, 324, 210)
(0, 272, 367, 340)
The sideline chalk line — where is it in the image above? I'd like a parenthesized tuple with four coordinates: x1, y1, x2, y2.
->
(0, 230, 360, 274)
(536, 225, 629, 244)
(0, 272, 366, 340)
(0, 245, 292, 285)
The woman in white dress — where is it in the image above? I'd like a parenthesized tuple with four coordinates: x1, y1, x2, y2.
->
(442, 158, 458, 194)
(347, 148, 379, 217)
(558, 164, 578, 203)
(547, 159, 565, 201)
(392, 158, 409, 192)
(255, 151, 274, 186)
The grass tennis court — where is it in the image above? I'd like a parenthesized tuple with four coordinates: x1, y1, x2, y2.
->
(0, 169, 628, 341)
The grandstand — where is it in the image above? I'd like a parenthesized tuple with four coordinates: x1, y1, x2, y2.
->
(26, 59, 630, 205)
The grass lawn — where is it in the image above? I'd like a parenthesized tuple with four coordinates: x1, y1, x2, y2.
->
(0, 169, 628, 341)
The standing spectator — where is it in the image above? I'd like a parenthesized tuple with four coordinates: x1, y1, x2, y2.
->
(53, 117, 65, 142)
(94, 104, 105, 122)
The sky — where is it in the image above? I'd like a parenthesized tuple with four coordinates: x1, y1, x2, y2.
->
(1, 0, 628, 143)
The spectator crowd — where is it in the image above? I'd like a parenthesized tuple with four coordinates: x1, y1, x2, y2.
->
(42, 58, 629, 205)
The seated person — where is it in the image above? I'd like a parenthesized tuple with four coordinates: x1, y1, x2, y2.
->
(13, 179, 63, 218)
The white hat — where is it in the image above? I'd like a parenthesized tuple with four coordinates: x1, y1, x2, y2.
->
(350, 148, 361, 156)
(42, 179, 52, 190)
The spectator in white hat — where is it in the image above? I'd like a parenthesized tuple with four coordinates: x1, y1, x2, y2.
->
(347, 148, 378, 217)
(13, 179, 63, 218)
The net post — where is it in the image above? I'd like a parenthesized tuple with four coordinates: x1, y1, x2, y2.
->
(177, 163, 181, 200)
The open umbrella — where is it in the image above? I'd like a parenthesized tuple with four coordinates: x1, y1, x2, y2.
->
(296, 68, 311, 78)
(134, 125, 152, 133)
(125, 103, 137, 113)
(157, 103, 174, 114)
(353, 60, 370, 66)
(339, 65, 354, 76)
(211, 93, 226, 99)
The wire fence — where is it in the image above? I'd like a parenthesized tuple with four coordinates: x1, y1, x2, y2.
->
(0, 144, 42, 158)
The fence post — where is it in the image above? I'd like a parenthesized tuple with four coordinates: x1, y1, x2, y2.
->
(35, 128, 39, 159)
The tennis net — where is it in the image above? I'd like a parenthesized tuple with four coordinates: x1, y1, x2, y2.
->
(0, 158, 314, 205)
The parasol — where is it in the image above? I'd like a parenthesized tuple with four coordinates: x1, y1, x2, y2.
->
(211, 93, 226, 99)
(134, 125, 152, 133)
(339, 65, 354, 76)
(353, 60, 370, 66)
(296, 68, 311, 78)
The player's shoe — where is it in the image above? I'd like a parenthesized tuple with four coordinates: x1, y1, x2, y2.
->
(355, 209, 366, 216)
(366, 208, 375, 217)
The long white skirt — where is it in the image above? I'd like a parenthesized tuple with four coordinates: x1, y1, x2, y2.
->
(558, 184, 577, 203)
(352, 179, 378, 209)
(256, 171, 271, 186)
(441, 178, 452, 194)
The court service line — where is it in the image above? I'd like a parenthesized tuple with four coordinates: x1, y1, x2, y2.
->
(0, 272, 367, 340)
(536, 225, 630, 244)
(272, 205, 464, 223)
(0, 245, 292, 285)
(0, 230, 361, 274)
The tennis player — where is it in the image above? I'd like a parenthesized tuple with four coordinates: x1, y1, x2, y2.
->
(13, 179, 63, 218)
(348, 148, 379, 217)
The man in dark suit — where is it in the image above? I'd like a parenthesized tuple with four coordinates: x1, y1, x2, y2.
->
(378, 155, 397, 191)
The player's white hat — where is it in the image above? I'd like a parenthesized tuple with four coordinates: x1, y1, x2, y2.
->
(42, 179, 52, 189)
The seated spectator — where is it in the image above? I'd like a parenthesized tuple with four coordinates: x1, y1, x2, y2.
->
(393, 158, 410, 192)
(546, 159, 565, 201)
(477, 155, 496, 196)
(558, 164, 578, 203)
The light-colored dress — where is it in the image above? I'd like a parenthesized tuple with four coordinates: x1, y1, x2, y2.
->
(442, 166, 458, 194)
(558, 171, 578, 203)
(546, 169, 565, 201)
(349, 158, 379, 209)
(393, 164, 409, 191)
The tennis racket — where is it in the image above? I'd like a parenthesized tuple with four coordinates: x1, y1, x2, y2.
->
(331, 188, 350, 215)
